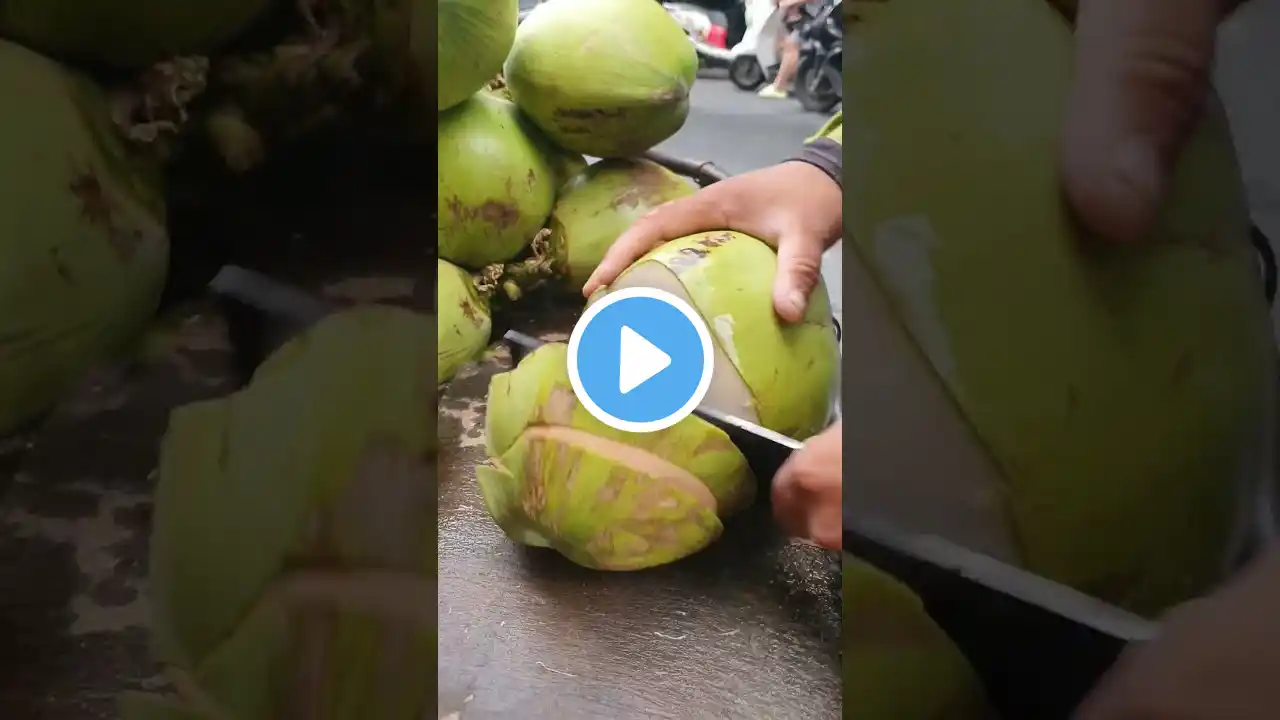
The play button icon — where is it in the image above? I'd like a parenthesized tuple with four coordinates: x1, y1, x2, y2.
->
(618, 326, 671, 394)
(568, 287, 714, 433)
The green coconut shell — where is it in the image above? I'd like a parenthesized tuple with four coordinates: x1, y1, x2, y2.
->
(548, 158, 697, 291)
(438, 0, 517, 111)
(0, 0, 277, 69)
(438, 93, 556, 269)
(480, 343, 756, 570)
(845, 0, 1273, 614)
(437, 259, 491, 384)
(844, 555, 993, 719)
(0, 39, 168, 437)
(600, 231, 840, 440)
(503, 0, 697, 158)
(134, 306, 437, 719)
(518, 113, 587, 191)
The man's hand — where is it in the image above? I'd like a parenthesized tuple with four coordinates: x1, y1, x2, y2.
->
(1073, 549, 1280, 720)
(1061, 0, 1240, 243)
(582, 161, 842, 323)
(771, 422, 842, 549)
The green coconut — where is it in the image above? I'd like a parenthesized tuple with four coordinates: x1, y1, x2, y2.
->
(439, 0, 518, 111)
(479, 342, 756, 570)
(438, 93, 557, 269)
(843, 556, 993, 719)
(127, 305, 437, 720)
(0, 0, 276, 69)
(548, 150, 588, 192)
(503, 0, 698, 158)
(545, 158, 696, 291)
(195, 0, 439, 173)
(591, 231, 841, 440)
(844, 0, 1273, 615)
(524, 120, 587, 192)
(0, 39, 169, 437)
(438, 259, 492, 384)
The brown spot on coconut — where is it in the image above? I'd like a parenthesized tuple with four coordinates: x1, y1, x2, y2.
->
(0, 39, 168, 437)
(437, 93, 555, 269)
(437, 259, 493, 385)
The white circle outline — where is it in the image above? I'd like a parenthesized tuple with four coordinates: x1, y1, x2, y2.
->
(567, 286, 714, 434)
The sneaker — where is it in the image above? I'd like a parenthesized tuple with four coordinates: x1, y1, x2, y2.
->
(757, 84, 788, 99)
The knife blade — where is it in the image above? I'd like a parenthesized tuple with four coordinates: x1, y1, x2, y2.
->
(501, 330, 801, 485)
(209, 265, 337, 384)
(844, 514, 1158, 719)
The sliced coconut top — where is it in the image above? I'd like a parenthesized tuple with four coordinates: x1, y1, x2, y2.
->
(595, 260, 761, 424)
(518, 425, 719, 512)
(843, 240, 1020, 563)
(600, 232, 840, 439)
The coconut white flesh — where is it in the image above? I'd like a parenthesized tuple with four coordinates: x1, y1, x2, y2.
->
(843, 246, 1020, 562)
(596, 262, 760, 424)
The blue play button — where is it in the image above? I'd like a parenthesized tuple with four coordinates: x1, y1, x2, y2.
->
(568, 287, 714, 433)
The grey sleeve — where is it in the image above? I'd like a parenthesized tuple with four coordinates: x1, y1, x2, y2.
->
(785, 137, 842, 190)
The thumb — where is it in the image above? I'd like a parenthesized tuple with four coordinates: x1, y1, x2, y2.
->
(772, 234, 826, 324)
(1061, 0, 1227, 243)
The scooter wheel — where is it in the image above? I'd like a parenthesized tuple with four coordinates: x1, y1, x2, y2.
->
(729, 56, 765, 91)
(796, 61, 841, 113)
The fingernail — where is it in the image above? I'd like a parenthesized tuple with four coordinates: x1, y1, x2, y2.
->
(783, 290, 806, 318)
(1110, 138, 1165, 224)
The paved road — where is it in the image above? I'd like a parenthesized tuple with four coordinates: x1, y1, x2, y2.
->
(656, 76, 846, 334)
(1217, 0, 1280, 335)
(656, 75, 825, 174)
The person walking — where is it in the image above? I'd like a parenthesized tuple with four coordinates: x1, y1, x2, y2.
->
(756, 0, 810, 98)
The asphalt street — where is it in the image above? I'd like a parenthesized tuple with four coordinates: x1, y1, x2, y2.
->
(656, 74, 824, 175)
(1217, 0, 1280, 336)
(655, 75, 846, 335)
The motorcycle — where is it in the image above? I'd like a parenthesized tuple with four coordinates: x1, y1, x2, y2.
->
(665, 1, 748, 72)
(665, 2, 728, 70)
(686, 0, 784, 90)
(793, 0, 842, 112)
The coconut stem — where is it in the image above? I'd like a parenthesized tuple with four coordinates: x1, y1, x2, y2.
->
(109, 56, 211, 158)
(191, 0, 384, 173)
(472, 229, 559, 302)
(485, 73, 513, 102)
(204, 103, 266, 174)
